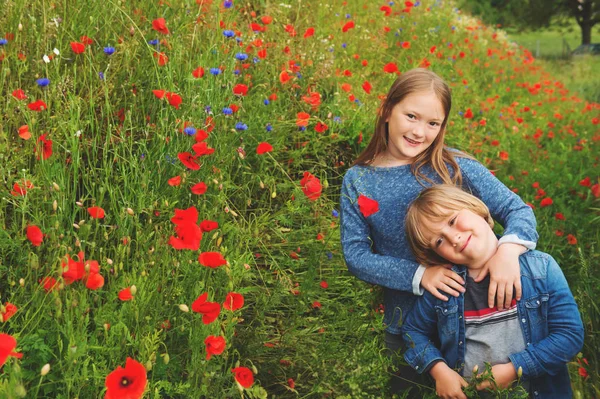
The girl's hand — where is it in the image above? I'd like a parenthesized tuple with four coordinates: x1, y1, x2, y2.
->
(475, 243, 525, 309)
(430, 362, 468, 399)
(476, 363, 517, 391)
(421, 265, 465, 301)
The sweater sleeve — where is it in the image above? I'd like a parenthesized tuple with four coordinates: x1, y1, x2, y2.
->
(460, 158, 538, 248)
(340, 171, 422, 294)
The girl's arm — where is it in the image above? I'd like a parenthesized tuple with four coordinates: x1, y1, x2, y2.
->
(507, 255, 584, 379)
(460, 157, 539, 309)
(340, 173, 464, 298)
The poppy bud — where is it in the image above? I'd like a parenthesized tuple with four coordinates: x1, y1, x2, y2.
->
(517, 366, 523, 378)
(251, 365, 258, 374)
(19, 278, 24, 287)
(106, 258, 113, 265)
(162, 353, 170, 364)
(259, 181, 265, 189)
(129, 26, 135, 36)
(244, 263, 251, 270)
(76, 201, 83, 207)
(179, 304, 189, 312)
(14, 385, 26, 397)
(230, 209, 239, 217)
(213, 179, 219, 185)
(145, 360, 153, 371)
(18, 23, 23, 31)
(271, 190, 277, 198)
(472, 364, 478, 375)
(52, 182, 60, 191)
(41, 363, 51, 376)
(126, 208, 134, 215)
(75, 239, 81, 248)
(53, 200, 57, 211)
(217, 237, 223, 247)
(130, 285, 137, 295)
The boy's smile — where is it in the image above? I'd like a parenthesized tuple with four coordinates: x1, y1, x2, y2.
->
(422, 208, 498, 274)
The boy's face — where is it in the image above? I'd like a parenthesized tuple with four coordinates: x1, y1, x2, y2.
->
(421, 208, 497, 269)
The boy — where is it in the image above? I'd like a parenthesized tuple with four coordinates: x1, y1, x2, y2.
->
(402, 185, 584, 399)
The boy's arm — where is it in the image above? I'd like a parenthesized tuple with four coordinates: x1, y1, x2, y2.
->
(508, 256, 584, 379)
(402, 294, 447, 374)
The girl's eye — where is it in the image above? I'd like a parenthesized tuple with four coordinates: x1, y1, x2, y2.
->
(429, 122, 440, 127)
(407, 114, 416, 119)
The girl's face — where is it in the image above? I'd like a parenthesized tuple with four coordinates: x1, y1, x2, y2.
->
(384, 90, 445, 165)
(421, 208, 497, 271)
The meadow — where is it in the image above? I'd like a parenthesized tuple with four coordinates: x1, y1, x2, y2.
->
(0, 0, 598, 398)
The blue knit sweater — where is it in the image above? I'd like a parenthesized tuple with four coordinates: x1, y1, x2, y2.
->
(340, 155, 538, 335)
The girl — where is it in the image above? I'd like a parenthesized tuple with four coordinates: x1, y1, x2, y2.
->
(339, 68, 538, 393)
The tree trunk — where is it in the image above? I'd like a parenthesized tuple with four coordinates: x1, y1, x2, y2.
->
(581, 22, 592, 45)
(576, 0, 595, 45)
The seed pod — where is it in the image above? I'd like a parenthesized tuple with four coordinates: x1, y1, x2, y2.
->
(53, 200, 58, 211)
(130, 285, 137, 295)
(179, 304, 189, 313)
(52, 182, 60, 191)
(18, 23, 23, 31)
(126, 208, 134, 215)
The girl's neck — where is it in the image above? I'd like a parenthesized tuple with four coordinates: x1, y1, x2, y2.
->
(371, 152, 412, 168)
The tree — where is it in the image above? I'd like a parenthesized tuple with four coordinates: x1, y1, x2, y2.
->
(458, 0, 599, 45)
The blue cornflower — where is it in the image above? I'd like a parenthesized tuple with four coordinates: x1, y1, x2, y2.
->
(148, 39, 159, 46)
(99, 72, 105, 80)
(210, 68, 221, 75)
(263, 99, 270, 105)
(253, 57, 259, 64)
(235, 37, 242, 43)
(342, 43, 347, 48)
(334, 116, 341, 123)
(103, 46, 115, 55)
(0, 39, 8, 46)
(184, 127, 197, 136)
(235, 122, 248, 131)
(415, 1, 420, 6)
(298, 126, 306, 131)
(36, 78, 50, 87)
(296, 73, 302, 79)
(345, 13, 351, 18)
(223, 30, 235, 38)
(223, 0, 233, 8)
(458, 111, 464, 116)
(266, 124, 272, 132)
(205, 105, 212, 113)
(389, 1, 394, 5)
(235, 53, 248, 61)
(234, 69, 241, 75)
(332, 209, 339, 218)
(326, 252, 333, 260)
(328, 47, 334, 52)
(223, 107, 233, 115)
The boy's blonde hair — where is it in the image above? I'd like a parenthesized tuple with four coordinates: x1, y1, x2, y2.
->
(405, 185, 495, 266)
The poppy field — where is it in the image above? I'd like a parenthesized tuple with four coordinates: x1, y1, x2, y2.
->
(0, 0, 599, 398)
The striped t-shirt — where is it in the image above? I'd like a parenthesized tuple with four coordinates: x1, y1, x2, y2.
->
(463, 275, 526, 382)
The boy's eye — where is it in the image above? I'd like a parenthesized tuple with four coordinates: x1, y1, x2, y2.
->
(449, 216, 456, 226)
(435, 237, 443, 248)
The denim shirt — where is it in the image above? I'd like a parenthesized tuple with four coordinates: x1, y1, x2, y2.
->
(402, 251, 584, 399)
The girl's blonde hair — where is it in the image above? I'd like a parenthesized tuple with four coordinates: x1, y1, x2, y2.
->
(353, 68, 471, 186)
(405, 185, 494, 266)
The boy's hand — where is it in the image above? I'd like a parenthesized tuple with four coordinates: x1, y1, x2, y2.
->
(475, 243, 525, 309)
(476, 363, 518, 391)
(429, 361, 468, 399)
(421, 265, 465, 301)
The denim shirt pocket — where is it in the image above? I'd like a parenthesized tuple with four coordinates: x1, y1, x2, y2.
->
(524, 294, 549, 338)
(435, 304, 459, 335)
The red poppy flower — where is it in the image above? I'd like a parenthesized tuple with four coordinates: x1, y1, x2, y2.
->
(499, 151, 509, 161)
(540, 198, 553, 207)
(105, 358, 147, 399)
(118, 288, 133, 301)
(199, 220, 218, 233)
(579, 177, 591, 187)
(0, 334, 22, 368)
(233, 84, 248, 96)
(1, 303, 18, 322)
(257, 48, 267, 59)
(171, 207, 199, 225)
(296, 112, 310, 127)
(153, 52, 168, 66)
(315, 122, 328, 133)
(18, 125, 31, 140)
(88, 206, 105, 219)
(464, 108, 474, 119)
(591, 183, 600, 198)
(555, 213, 565, 221)
(191, 293, 221, 324)
(284, 24, 296, 36)
(341, 83, 352, 93)
(169, 222, 202, 250)
(380, 5, 392, 15)
(279, 71, 291, 84)
(195, 129, 209, 142)
(191, 182, 207, 195)
(190, 66, 205, 78)
(223, 292, 244, 311)
(152, 18, 170, 34)
(250, 23, 265, 33)
(256, 142, 273, 154)
(204, 335, 226, 360)
(303, 27, 315, 38)
(12, 89, 27, 100)
(168, 176, 182, 186)
(26, 225, 43, 246)
(567, 234, 577, 245)
(341, 20, 355, 32)
(362, 81, 372, 94)
(579, 367, 589, 378)
(40, 277, 58, 292)
(11, 180, 34, 197)
(152, 89, 166, 99)
(178, 152, 200, 170)
(302, 91, 321, 110)
(36, 134, 53, 160)
(166, 92, 182, 109)
(231, 367, 254, 389)
(357, 195, 379, 217)
(261, 15, 272, 24)
(86, 272, 105, 290)
(28, 100, 47, 111)
(383, 62, 398, 74)
(62, 254, 86, 284)
(300, 172, 322, 201)
(70, 42, 86, 54)
(199, 252, 227, 268)
(192, 142, 215, 157)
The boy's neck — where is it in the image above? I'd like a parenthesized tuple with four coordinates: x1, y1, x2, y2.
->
(466, 235, 499, 278)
